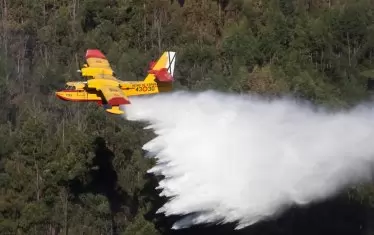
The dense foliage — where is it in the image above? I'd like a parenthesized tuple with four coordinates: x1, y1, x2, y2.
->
(1, 0, 374, 234)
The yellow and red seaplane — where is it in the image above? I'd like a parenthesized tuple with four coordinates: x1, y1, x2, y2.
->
(55, 49, 176, 114)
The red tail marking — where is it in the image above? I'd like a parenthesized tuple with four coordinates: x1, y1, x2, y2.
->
(153, 68, 173, 82)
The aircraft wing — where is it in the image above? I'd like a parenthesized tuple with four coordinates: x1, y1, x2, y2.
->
(81, 49, 116, 80)
(85, 49, 113, 69)
(99, 85, 130, 114)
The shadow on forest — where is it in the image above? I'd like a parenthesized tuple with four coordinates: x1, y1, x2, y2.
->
(141, 173, 374, 235)
(88, 137, 128, 213)
(68, 137, 138, 233)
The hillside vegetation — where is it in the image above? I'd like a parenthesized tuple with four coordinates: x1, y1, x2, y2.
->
(1, 0, 374, 234)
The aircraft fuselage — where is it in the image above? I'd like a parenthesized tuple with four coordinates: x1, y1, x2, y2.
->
(55, 80, 172, 105)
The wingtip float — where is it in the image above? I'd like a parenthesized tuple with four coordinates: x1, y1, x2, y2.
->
(55, 49, 176, 115)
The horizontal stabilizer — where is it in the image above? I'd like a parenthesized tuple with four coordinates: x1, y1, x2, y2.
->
(154, 68, 173, 82)
(145, 51, 176, 83)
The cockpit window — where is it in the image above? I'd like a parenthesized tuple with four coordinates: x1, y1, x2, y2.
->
(64, 85, 76, 90)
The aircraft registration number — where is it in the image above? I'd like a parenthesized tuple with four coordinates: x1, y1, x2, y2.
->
(134, 83, 156, 92)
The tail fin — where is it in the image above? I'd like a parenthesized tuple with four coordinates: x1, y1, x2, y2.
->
(144, 51, 176, 83)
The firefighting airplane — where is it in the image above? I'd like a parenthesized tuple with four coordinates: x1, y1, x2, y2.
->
(55, 49, 176, 114)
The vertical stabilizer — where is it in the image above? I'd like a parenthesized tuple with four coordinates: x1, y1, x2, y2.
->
(144, 51, 176, 83)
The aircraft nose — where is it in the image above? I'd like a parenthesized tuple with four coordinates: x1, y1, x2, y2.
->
(55, 91, 65, 100)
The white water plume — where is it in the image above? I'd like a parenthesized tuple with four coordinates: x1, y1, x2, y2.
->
(122, 90, 374, 229)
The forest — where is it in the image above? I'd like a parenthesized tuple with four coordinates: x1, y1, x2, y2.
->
(1, 0, 374, 234)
